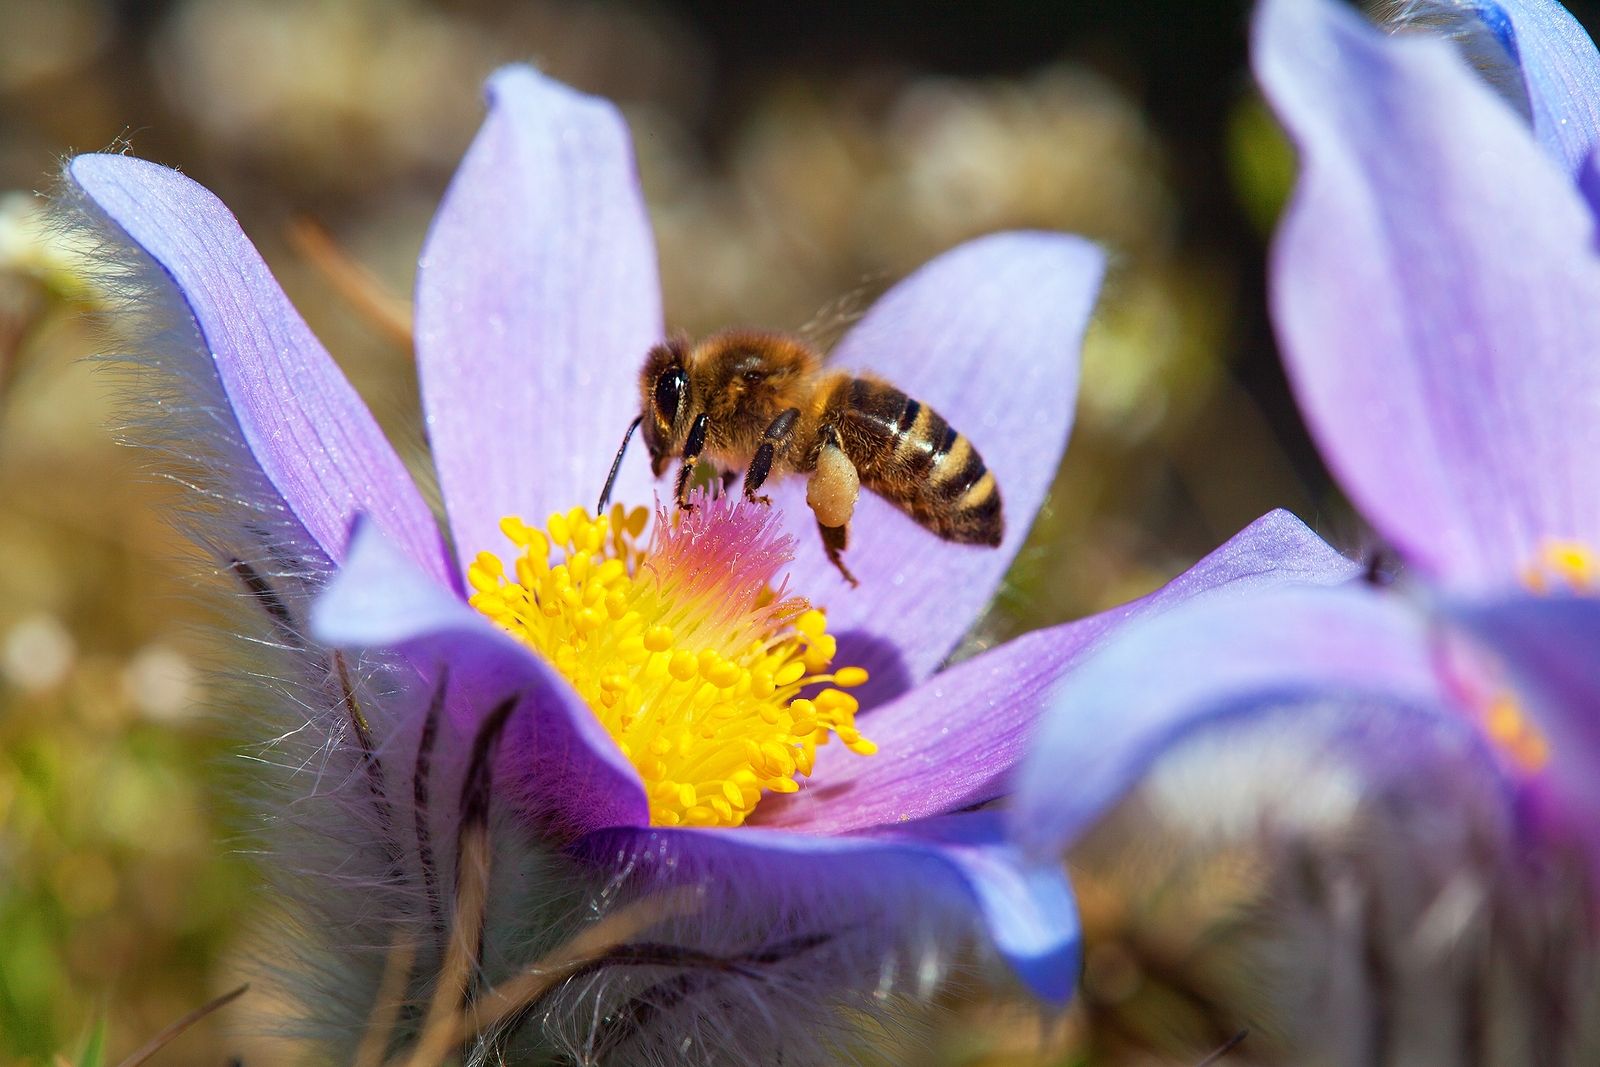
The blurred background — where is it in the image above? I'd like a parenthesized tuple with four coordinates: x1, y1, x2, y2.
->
(1, 1, 1594, 1064)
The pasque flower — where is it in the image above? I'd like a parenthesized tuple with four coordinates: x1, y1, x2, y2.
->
(1013, 0, 1600, 906)
(69, 65, 1356, 1061)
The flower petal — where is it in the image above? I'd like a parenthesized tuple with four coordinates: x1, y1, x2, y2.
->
(1580, 144, 1600, 214)
(770, 232, 1104, 695)
(1456, 595, 1600, 728)
(415, 65, 663, 577)
(757, 509, 1360, 833)
(67, 154, 455, 587)
(1477, 0, 1600, 176)
(1257, 0, 1600, 588)
(312, 519, 649, 835)
(576, 811, 1079, 1004)
(1008, 584, 1475, 858)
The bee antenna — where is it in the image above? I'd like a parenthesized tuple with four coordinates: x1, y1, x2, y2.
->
(597, 415, 643, 513)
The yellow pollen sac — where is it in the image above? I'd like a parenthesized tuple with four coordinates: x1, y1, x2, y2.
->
(1483, 691, 1550, 774)
(1520, 539, 1598, 594)
(467, 501, 873, 828)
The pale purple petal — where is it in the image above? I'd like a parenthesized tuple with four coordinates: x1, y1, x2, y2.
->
(416, 65, 662, 576)
(68, 154, 455, 587)
(757, 509, 1360, 833)
(576, 811, 1079, 1003)
(770, 232, 1104, 695)
(1452, 594, 1600, 873)
(1009, 585, 1475, 857)
(1258, 0, 1600, 589)
(1477, 0, 1600, 175)
(313, 520, 648, 835)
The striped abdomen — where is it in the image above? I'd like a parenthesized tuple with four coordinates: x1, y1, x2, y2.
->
(820, 376, 1003, 545)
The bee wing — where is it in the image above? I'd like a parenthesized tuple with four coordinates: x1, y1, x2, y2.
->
(797, 280, 881, 354)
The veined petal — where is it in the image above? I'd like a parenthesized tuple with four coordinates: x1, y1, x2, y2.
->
(1009, 584, 1471, 858)
(773, 232, 1105, 696)
(67, 154, 455, 587)
(1473, 0, 1600, 176)
(576, 811, 1079, 1004)
(312, 519, 649, 836)
(757, 509, 1360, 833)
(1257, 0, 1600, 588)
(416, 65, 663, 579)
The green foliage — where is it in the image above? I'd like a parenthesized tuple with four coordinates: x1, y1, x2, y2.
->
(74, 1017, 106, 1067)
(1228, 92, 1298, 236)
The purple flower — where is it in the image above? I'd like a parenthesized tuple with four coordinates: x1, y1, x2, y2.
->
(68, 65, 1354, 1059)
(1012, 0, 1600, 893)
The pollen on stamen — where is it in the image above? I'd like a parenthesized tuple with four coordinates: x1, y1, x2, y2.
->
(1483, 691, 1550, 774)
(1519, 539, 1598, 594)
(466, 491, 874, 828)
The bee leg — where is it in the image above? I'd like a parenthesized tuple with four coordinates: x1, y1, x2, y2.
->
(743, 407, 801, 506)
(674, 413, 710, 510)
(805, 426, 860, 528)
(673, 462, 695, 509)
(817, 520, 859, 588)
(806, 427, 861, 587)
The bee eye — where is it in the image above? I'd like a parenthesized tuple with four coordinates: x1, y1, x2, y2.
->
(654, 366, 687, 425)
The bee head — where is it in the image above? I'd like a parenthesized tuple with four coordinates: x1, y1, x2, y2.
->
(639, 338, 691, 476)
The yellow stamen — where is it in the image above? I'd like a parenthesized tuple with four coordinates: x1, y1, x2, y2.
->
(1519, 539, 1598, 594)
(467, 501, 873, 828)
(1482, 691, 1550, 773)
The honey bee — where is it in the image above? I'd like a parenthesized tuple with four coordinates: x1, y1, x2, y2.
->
(597, 329, 1003, 586)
